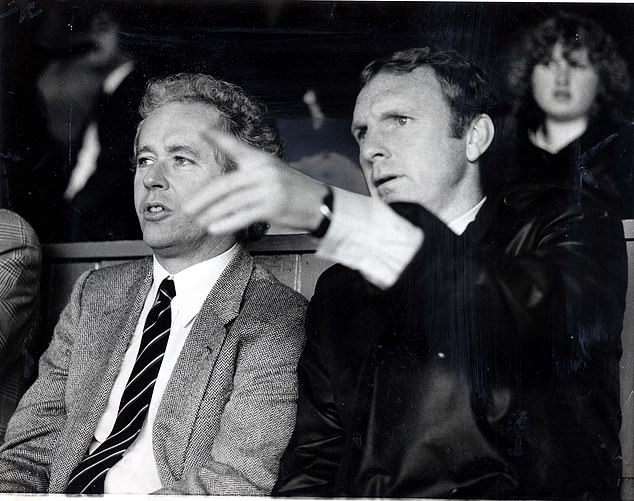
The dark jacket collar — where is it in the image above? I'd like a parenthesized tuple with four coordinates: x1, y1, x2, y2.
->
(388, 199, 497, 245)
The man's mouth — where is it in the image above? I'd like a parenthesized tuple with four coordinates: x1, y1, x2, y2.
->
(374, 175, 398, 188)
(143, 202, 170, 219)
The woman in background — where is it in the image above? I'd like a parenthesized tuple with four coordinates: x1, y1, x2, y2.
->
(506, 12, 634, 218)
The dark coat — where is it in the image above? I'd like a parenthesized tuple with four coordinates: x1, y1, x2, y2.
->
(274, 183, 627, 499)
(508, 121, 634, 220)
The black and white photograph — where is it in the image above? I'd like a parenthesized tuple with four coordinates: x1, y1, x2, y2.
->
(0, 0, 633, 498)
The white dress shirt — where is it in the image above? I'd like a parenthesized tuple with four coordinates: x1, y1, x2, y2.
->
(317, 189, 485, 289)
(88, 244, 238, 493)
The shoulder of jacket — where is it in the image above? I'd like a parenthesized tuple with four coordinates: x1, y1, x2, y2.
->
(0, 209, 39, 247)
(504, 180, 609, 219)
(315, 263, 360, 295)
(244, 262, 308, 311)
(82, 257, 151, 289)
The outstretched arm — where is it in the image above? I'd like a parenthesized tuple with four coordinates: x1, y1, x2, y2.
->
(185, 129, 422, 289)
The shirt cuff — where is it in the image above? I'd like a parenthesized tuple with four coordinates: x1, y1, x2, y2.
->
(316, 188, 423, 289)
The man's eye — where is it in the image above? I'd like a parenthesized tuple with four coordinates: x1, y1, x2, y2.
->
(394, 116, 410, 126)
(353, 128, 366, 142)
(174, 156, 194, 166)
(136, 157, 153, 169)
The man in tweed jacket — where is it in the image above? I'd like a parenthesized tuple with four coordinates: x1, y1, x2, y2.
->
(0, 210, 41, 443)
(0, 74, 306, 494)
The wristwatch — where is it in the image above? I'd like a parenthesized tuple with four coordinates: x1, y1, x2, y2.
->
(310, 185, 334, 238)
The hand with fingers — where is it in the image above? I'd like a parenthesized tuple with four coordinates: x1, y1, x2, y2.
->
(185, 129, 331, 236)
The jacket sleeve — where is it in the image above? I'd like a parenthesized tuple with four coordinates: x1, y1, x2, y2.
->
(386, 199, 627, 388)
(155, 292, 307, 495)
(0, 271, 89, 492)
(0, 212, 41, 377)
(272, 288, 346, 496)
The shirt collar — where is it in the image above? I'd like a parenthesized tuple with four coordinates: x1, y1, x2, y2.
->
(447, 197, 487, 235)
(152, 243, 239, 326)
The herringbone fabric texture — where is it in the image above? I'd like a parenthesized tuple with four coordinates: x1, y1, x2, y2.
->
(65, 277, 176, 494)
(0, 249, 307, 494)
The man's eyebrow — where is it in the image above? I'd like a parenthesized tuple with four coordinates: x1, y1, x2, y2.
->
(165, 144, 199, 157)
(135, 145, 154, 156)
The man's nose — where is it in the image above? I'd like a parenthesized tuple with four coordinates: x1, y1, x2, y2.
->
(142, 161, 169, 189)
(359, 130, 388, 164)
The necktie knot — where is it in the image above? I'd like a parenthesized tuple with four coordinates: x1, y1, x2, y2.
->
(159, 277, 176, 301)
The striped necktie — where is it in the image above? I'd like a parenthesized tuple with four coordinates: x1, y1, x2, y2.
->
(65, 276, 176, 494)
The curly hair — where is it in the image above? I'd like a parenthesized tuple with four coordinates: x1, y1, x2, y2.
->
(137, 73, 283, 242)
(507, 12, 631, 130)
(361, 47, 496, 138)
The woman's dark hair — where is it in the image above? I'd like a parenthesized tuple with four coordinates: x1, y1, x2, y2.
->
(507, 12, 631, 131)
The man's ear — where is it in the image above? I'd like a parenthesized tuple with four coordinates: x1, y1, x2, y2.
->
(465, 114, 495, 163)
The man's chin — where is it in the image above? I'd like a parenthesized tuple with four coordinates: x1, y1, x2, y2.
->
(141, 230, 174, 253)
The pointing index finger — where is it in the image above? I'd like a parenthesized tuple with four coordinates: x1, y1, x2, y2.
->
(200, 128, 264, 172)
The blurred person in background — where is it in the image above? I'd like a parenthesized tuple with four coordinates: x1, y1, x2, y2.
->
(20, 4, 145, 241)
(505, 12, 634, 218)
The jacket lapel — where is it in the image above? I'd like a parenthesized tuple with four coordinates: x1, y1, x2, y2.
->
(51, 258, 154, 491)
(153, 246, 254, 482)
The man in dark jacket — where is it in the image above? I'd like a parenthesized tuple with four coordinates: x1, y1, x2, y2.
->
(185, 47, 627, 499)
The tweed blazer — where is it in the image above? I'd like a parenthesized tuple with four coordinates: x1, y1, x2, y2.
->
(0, 246, 307, 494)
(0, 210, 41, 443)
